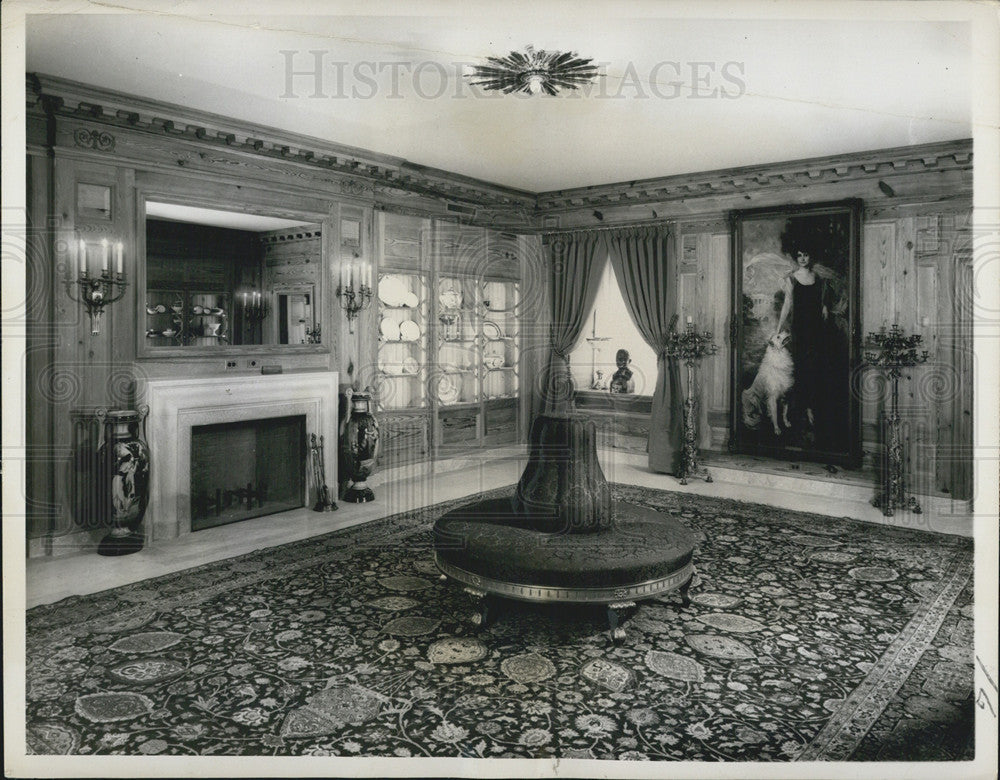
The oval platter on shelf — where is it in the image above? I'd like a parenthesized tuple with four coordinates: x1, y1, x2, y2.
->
(379, 277, 408, 307)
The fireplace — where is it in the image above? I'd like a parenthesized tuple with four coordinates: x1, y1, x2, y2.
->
(190, 415, 307, 530)
(139, 372, 338, 543)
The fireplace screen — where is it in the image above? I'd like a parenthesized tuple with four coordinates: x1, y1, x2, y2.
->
(190, 415, 306, 531)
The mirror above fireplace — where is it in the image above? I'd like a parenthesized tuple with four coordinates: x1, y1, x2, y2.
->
(141, 200, 327, 354)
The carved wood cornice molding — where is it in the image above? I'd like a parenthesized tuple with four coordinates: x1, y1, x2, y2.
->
(27, 74, 972, 230)
(534, 139, 973, 213)
(26, 73, 536, 212)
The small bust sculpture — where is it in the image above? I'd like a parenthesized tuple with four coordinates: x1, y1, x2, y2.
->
(609, 349, 635, 394)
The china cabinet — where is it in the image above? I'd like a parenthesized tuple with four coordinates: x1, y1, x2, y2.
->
(375, 213, 432, 467)
(434, 275, 520, 452)
(375, 213, 524, 467)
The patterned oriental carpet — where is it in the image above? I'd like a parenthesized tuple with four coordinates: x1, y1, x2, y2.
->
(26, 484, 975, 762)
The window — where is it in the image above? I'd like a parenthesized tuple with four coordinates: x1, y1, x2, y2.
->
(569, 258, 656, 395)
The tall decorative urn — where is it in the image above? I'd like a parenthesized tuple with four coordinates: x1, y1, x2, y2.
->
(341, 391, 380, 503)
(95, 406, 150, 556)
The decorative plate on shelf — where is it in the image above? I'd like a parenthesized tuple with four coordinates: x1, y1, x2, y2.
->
(435, 375, 460, 404)
(402, 357, 419, 374)
(440, 289, 462, 309)
(483, 320, 504, 340)
(404, 291, 419, 308)
(399, 320, 421, 342)
(380, 318, 400, 341)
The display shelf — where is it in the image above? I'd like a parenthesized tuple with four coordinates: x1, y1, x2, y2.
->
(377, 272, 428, 411)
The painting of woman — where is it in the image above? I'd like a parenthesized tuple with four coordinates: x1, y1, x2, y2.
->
(731, 200, 861, 466)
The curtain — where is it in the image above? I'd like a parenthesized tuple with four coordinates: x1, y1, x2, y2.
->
(605, 226, 684, 474)
(539, 232, 607, 415)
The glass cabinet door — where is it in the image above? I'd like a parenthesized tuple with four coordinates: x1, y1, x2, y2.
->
(481, 279, 519, 401)
(145, 290, 185, 347)
(434, 276, 480, 407)
(377, 272, 428, 410)
(187, 292, 230, 346)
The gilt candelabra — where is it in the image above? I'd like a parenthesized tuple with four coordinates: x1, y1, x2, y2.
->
(69, 238, 128, 335)
(241, 292, 270, 323)
(865, 324, 930, 516)
(337, 258, 373, 333)
(665, 319, 719, 485)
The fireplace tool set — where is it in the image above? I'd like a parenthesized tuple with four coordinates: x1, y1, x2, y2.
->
(310, 434, 338, 512)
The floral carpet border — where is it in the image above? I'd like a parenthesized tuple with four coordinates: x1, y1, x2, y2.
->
(798, 547, 974, 761)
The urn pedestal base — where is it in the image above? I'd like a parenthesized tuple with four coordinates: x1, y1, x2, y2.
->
(97, 527, 144, 556)
(344, 481, 375, 503)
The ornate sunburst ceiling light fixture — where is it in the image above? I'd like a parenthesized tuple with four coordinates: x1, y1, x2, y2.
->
(468, 46, 599, 96)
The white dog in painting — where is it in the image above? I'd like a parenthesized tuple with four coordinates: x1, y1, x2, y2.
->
(742, 331, 794, 436)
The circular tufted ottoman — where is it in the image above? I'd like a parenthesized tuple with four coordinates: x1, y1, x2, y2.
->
(433, 415, 697, 639)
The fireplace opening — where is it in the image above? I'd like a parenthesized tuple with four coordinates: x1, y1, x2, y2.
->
(190, 414, 306, 531)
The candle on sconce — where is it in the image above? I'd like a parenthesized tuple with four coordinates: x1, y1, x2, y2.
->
(115, 242, 124, 275)
(100, 238, 109, 272)
(243, 292, 248, 307)
(686, 316, 693, 325)
(341, 263, 349, 289)
(363, 261, 372, 289)
(78, 239, 87, 277)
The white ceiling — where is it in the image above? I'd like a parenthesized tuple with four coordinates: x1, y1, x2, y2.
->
(24, 3, 973, 192)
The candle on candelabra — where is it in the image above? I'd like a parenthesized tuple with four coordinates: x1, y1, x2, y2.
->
(100, 239, 109, 272)
(243, 292, 248, 307)
(115, 242, 123, 275)
(341, 263, 350, 289)
(78, 239, 87, 277)
(686, 316, 693, 325)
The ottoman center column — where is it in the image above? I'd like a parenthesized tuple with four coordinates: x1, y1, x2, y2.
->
(512, 414, 612, 534)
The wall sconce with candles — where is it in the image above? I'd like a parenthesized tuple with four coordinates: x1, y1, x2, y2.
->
(69, 237, 127, 335)
(337, 256, 373, 333)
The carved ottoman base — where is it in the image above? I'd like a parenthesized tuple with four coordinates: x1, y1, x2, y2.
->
(433, 497, 696, 640)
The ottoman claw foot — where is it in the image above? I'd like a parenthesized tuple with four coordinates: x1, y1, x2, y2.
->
(464, 587, 492, 631)
(678, 579, 693, 608)
(607, 601, 636, 643)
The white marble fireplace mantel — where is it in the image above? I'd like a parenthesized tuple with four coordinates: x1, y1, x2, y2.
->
(138, 371, 338, 544)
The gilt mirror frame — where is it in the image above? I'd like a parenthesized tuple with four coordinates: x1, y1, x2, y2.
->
(134, 179, 332, 360)
(729, 199, 863, 468)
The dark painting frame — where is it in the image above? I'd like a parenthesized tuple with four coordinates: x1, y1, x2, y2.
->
(730, 199, 862, 467)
